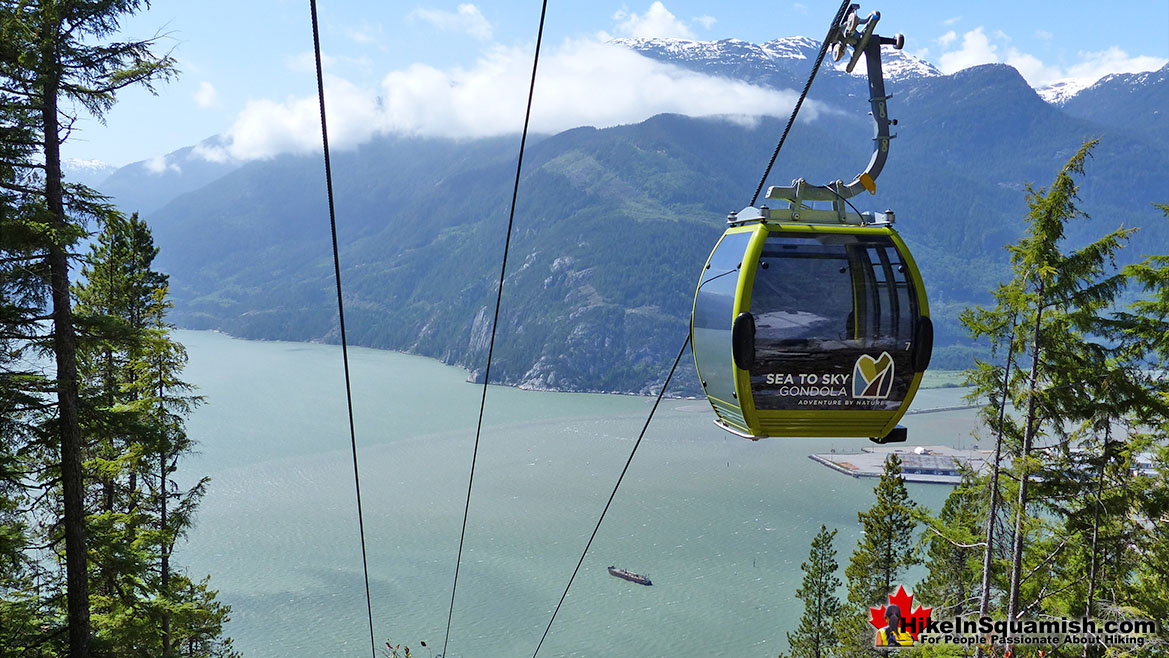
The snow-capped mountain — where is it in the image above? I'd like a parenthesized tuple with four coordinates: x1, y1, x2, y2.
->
(61, 158, 117, 188)
(1098, 63, 1168, 88)
(610, 36, 820, 65)
(1059, 62, 1169, 145)
(609, 36, 821, 82)
(836, 45, 942, 81)
(1035, 78, 1097, 105)
(1036, 65, 1168, 105)
(612, 36, 939, 86)
(611, 36, 1164, 109)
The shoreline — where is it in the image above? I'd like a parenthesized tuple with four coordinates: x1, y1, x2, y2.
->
(176, 327, 971, 399)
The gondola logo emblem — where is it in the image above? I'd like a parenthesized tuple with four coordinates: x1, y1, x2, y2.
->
(853, 352, 895, 399)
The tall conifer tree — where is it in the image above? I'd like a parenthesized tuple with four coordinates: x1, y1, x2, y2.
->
(947, 153, 1168, 658)
(0, 3, 175, 655)
(845, 454, 917, 607)
(73, 211, 232, 658)
(916, 475, 983, 617)
(962, 141, 1138, 621)
(779, 525, 843, 658)
(837, 454, 917, 657)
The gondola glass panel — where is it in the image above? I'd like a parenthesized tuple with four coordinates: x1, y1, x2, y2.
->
(692, 231, 752, 415)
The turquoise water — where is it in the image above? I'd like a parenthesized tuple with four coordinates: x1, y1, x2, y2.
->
(174, 330, 978, 658)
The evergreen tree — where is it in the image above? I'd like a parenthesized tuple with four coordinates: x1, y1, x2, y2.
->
(996, 141, 1138, 622)
(915, 474, 983, 617)
(779, 525, 842, 658)
(845, 454, 917, 607)
(0, 37, 59, 653)
(837, 454, 918, 657)
(936, 159, 1169, 658)
(1101, 203, 1169, 653)
(71, 211, 234, 658)
(0, 3, 175, 655)
(960, 284, 1025, 621)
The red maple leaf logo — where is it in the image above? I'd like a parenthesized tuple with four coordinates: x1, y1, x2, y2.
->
(867, 585, 933, 641)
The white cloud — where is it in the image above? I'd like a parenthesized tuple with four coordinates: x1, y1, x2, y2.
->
(935, 27, 1167, 88)
(695, 15, 717, 30)
(1066, 46, 1168, 83)
(409, 4, 493, 41)
(194, 81, 219, 109)
(791, 3, 808, 16)
(210, 40, 817, 161)
(212, 75, 384, 160)
(192, 141, 233, 163)
(937, 27, 998, 74)
(1004, 49, 1060, 85)
(345, 21, 384, 46)
(145, 154, 180, 175)
(1034, 29, 1053, 42)
(613, 2, 693, 39)
(942, 16, 962, 26)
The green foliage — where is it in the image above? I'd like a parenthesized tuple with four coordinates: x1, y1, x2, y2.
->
(72, 211, 231, 658)
(0, 206, 235, 656)
(911, 152, 1169, 657)
(914, 475, 984, 617)
(954, 140, 1148, 622)
(836, 455, 918, 658)
(845, 455, 918, 608)
(1, 2, 180, 655)
(779, 525, 843, 658)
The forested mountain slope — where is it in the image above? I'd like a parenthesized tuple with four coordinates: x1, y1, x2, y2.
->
(116, 46, 1168, 394)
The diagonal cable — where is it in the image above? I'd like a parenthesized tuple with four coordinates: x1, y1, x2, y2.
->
(530, 334, 691, 658)
(441, 0, 551, 656)
(309, 2, 377, 657)
(750, 0, 853, 206)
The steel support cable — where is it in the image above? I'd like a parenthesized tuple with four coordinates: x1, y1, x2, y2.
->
(531, 334, 691, 658)
(308, 2, 377, 657)
(441, 0, 550, 656)
(750, 0, 854, 206)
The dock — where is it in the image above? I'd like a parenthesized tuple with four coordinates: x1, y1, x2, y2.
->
(810, 445, 1004, 485)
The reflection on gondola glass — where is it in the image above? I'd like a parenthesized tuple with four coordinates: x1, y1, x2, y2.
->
(752, 236, 853, 344)
(692, 231, 752, 405)
(750, 232, 918, 412)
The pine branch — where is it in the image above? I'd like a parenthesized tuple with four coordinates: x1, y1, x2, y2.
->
(0, 180, 44, 196)
(923, 522, 987, 549)
(1018, 531, 1078, 588)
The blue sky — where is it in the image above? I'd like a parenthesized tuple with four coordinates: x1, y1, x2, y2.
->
(63, 0, 1169, 168)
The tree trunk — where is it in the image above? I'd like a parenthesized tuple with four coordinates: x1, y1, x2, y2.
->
(103, 241, 117, 514)
(974, 316, 1017, 658)
(160, 364, 172, 657)
(1007, 288, 1045, 623)
(161, 450, 171, 656)
(885, 530, 892, 599)
(41, 39, 90, 658)
(1082, 424, 1110, 658)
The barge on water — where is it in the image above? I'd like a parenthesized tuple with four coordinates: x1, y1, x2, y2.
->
(608, 566, 652, 586)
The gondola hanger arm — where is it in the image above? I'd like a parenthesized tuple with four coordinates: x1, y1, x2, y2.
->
(742, 4, 904, 226)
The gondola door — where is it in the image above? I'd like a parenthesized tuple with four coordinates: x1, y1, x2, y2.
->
(743, 225, 929, 439)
